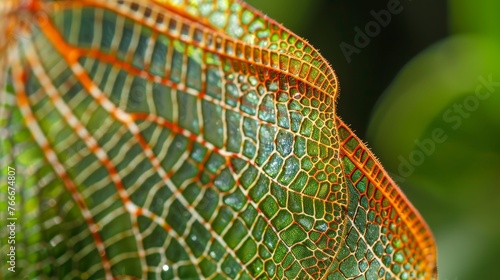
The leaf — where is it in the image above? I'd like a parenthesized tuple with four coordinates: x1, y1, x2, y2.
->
(1, 0, 436, 279)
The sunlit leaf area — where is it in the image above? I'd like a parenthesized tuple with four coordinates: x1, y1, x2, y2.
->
(247, 0, 500, 279)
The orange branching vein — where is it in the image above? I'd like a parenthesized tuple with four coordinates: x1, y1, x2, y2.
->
(0, 0, 436, 279)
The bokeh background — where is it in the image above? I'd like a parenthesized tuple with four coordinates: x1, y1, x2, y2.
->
(246, 0, 500, 279)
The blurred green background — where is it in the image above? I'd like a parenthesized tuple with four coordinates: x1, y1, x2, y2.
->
(246, 0, 499, 279)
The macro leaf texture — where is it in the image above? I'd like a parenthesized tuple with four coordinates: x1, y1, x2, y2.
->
(0, 0, 436, 279)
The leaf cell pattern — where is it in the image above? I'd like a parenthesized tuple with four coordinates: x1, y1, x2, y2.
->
(0, 0, 436, 279)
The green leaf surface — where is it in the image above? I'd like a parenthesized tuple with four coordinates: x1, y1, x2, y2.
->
(1, 0, 436, 279)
